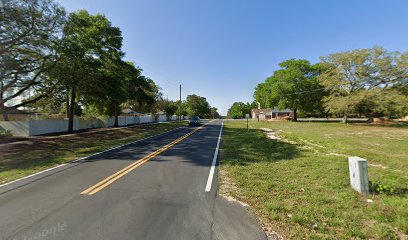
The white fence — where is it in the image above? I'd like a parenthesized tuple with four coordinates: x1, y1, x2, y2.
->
(0, 115, 185, 136)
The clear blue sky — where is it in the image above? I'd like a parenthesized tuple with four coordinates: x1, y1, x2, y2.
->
(56, 0, 407, 115)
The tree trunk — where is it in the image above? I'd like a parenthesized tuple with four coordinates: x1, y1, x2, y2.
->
(1, 111, 8, 121)
(66, 92, 70, 118)
(68, 88, 76, 133)
(342, 114, 348, 124)
(0, 101, 9, 121)
(0, 85, 9, 121)
(292, 108, 298, 122)
(114, 102, 119, 127)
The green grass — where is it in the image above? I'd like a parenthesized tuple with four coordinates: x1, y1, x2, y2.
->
(220, 119, 408, 239)
(0, 122, 186, 184)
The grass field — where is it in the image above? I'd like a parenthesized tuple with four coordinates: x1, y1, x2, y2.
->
(220, 119, 408, 239)
(0, 121, 186, 185)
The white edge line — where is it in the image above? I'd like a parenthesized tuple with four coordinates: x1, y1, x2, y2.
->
(0, 126, 185, 189)
(205, 120, 224, 192)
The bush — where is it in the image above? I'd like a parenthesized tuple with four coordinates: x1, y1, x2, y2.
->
(369, 181, 394, 195)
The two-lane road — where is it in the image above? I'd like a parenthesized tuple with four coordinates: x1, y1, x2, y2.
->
(0, 120, 266, 240)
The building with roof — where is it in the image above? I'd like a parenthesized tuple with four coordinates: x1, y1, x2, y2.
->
(251, 108, 293, 120)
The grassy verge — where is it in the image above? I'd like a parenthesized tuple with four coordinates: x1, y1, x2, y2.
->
(221, 119, 408, 239)
(0, 121, 186, 184)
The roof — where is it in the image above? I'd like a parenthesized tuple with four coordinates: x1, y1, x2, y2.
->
(251, 108, 292, 114)
(122, 108, 143, 115)
(271, 108, 292, 113)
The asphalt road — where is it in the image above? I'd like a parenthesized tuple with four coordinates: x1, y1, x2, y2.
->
(0, 120, 266, 240)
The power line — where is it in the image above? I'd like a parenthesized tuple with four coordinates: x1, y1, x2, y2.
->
(282, 87, 327, 96)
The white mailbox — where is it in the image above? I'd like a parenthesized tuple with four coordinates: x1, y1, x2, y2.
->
(348, 156, 369, 194)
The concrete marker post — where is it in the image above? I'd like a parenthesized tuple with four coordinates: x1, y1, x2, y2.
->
(348, 156, 369, 194)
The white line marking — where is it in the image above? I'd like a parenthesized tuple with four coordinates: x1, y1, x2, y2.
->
(205, 120, 224, 192)
(0, 127, 185, 189)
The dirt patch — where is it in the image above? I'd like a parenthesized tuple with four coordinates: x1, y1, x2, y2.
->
(259, 128, 281, 140)
(368, 163, 389, 169)
(218, 168, 242, 198)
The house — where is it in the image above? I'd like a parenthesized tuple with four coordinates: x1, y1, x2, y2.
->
(121, 108, 144, 116)
(251, 108, 293, 120)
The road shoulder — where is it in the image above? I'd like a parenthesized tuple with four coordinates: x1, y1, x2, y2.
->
(213, 195, 268, 240)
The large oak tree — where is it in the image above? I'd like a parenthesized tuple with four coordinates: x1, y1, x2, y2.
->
(318, 47, 408, 123)
(52, 10, 123, 132)
(0, 0, 65, 120)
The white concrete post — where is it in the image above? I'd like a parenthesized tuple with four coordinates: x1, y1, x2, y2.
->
(348, 156, 369, 194)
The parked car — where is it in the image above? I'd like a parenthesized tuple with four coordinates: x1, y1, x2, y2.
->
(188, 116, 201, 126)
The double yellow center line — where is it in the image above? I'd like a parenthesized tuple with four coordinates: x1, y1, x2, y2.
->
(81, 124, 207, 195)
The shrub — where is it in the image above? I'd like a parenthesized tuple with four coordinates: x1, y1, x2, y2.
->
(369, 181, 394, 195)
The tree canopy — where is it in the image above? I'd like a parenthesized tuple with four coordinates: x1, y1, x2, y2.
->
(249, 47, 408, 122)
(0, 0, 228, 126)
(52, 9, 123, 131)
(227, 102, 252, 119)
(185, 94, 210, 118)
(318, 47, 408, 122)
(0, 0, 66, 120)
(2, 2, 177, 129)
(254, 59, 325, 121)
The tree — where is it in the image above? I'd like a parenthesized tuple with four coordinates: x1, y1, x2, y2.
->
(52, 10, 123, 132)
(90, 61, 161, 127)
(160, 100, 178, 119)
(209, 107, 220, 119)
(318, 47, 408, 123)
(0, 0, 66, 120)
(174, 100, 188, 119)
(254, 59, 324, 121)
(227, 102, 251, 119)
(254, 83, 273, 109)
(185, 94, 210, 118)
(392, 51, 408, 97)
(87, 60, 132, 127)
(125, 75, 158, 113)
(355, 89, 408, 119)
(25, 84, 67, 115)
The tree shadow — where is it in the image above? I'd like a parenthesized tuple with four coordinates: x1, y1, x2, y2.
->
(220, 126, 301, 166)
(351, 122, 408, 129)
(0, 124, 185, 173)
(392, 188, 408, 196)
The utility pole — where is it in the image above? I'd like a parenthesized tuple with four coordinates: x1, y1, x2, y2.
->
(179, 84, 182, 121)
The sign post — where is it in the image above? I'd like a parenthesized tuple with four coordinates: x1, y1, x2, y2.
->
(257, 102, 260, 122)
(245, 114, 249, 131)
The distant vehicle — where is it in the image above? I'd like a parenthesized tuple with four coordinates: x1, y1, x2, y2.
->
(188, 116, 201, 126)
